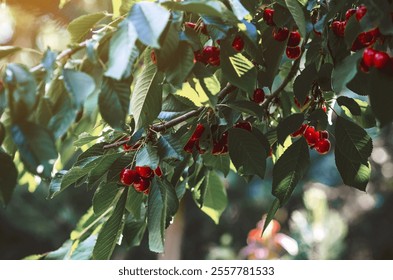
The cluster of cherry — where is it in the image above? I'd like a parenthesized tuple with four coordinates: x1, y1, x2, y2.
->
(186, 22, 246, 67)
(361, 48, 393, 73)
(262, 8, 302, 60)
(183, 121, 252, 155)
(119, 166, 162, 195)
(291, 124, 331, 155)
(331, 5, 381, 52)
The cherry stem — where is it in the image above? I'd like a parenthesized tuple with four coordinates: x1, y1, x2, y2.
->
(217, 83, 237, 101)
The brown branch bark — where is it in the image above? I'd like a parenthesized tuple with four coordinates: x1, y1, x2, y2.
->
(217, 83, 237, 101)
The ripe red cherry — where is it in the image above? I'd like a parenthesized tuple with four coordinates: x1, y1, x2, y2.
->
(234, 121, 252, 131)
(373, 51, 390, 69)
(345, 8, 357, 20)
(357, 31, 376, 47)
(263, 8, 275, 26)
(120, 168, 139, 186)
(202, 46, 220, 66)
(212, 141, 225, 155)
(362, 48, 376, 67)
(287, 31, 301, 47)
(315, 139, 331, 155)
(286, 46, 301, 60)
(331, 21, 346, 37)
(304, 126, 320, 146)
(154, 166, 162, 177)
(133, 177, 151, 193)
(253, 88, 265, 104)
(191, 123, 205, 140)
(291, 124, 308, 137)
(135, 166, 154, 179)
(273, 27, 289, 42)
(356, 5, 367, 21)
(232, 36, 245, 52)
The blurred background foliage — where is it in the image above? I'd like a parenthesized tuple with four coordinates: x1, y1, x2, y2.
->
(1, 0, 393, 260)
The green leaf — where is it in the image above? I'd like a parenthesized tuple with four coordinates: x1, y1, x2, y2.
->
(309, 109, 328, 131)
(93, 182, 124, 216)
(45, 240, 73, 260)
(332, 52, 362, 94)
(228, 128, 267, 178)
(61, 153, 122, 192)
(147, 180, 165, 253)
(4, 63, 37, 119)
(157, 134, 184, 161)
(221, 40, 257, 94)
(48, 171, 66, 199)
(11, 122, 57, 178)
(293, 64, 317, 104)
(0, 151, 18, 205)
(0, 46, 21, 60)
(166, 42, 195, 88)
(123, 217, 147, 248)
(344, 16, 361, 48)
(105, 19, 138, 80)
(130, 60, 163, 130)
(285, 0, 306, 38)
(198, 171, 228, 224)
(225, 100, 263, 119)
(341, 99, 376, 129)
(262, 198, 280, 234)
(99, 77, 131, 130)
(337, 96, 361, 116)
(335, 147, 371, 192)
(93, 191, 127, 260)
(227, 0, 249, 20)
(71, 235, 98, 260)
(136, 144, 159, 169)
(73, 132, 101, 148)
(48, 93, 78, 139)
(317, 63, 333, 91)
(335, 116, 373, 165)
(63, 69, 95, 108)
(202, 153, 230, 177)
(125, 187, 144, 219)
(67, 12, 108, 43)
(272, 137, 310, 206)
(277, 113, 304, 145)
(162, 0, 232, 19)
(155, 23, 179, 71)
(128, 2, 170, 48)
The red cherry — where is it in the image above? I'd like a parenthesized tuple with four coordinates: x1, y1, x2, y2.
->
(212, 141, 225, 155)
(319, 131, 329, 139)
(331, 21, 346, 37)
(133, 177, 151, 193)
(272, 27, 289, 42)
(143, 188, 150, 195)
(263, 8, 275, 26)
(208, 55, 220, 66)
(345, 8, 357, 20)
(234, 121, 252, 131)
(203, 46, 220, 66)
(253, 88, 265, 104)
(154, 166, 163, 177)
(287, 31, 301, 47)
(313, 28, 322, 37)
(356, 5, 367, 21)
(191, 123, 205, 141)
(304, 126, 320, 146)
(315, 139, 331, 155)
(291, 124, 308, 138)
(232, 36, 245, 52)
(286, 46, 301, 60)
(135, 166, 154, 179)
(321, 104, 327, 112)
(194, 51, 206, 64)
(362, 48, 376, 67)
(373, 51, 390, 69)
(358, 31, 376, 47)
(120, 168, 139, 186)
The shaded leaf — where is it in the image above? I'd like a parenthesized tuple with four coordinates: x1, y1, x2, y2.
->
(337, 96, 361, 116)
(0, 151, 18, 205)
(277, 113, 304, 145)
(93, 182, 124, 216)
(272, 138, 310, 206)
(285, 0, 306, 38)
(68, 12, 108, 43)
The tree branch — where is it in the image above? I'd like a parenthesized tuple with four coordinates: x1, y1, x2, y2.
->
(151, 106, 205, 132)
(30, 40, 89, 73)
(217, 83, 237, 101)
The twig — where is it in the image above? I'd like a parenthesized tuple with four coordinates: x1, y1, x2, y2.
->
(30, 40, 89, 73)
(151, 106, 205, 132)
(217, 83, 237, 101)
